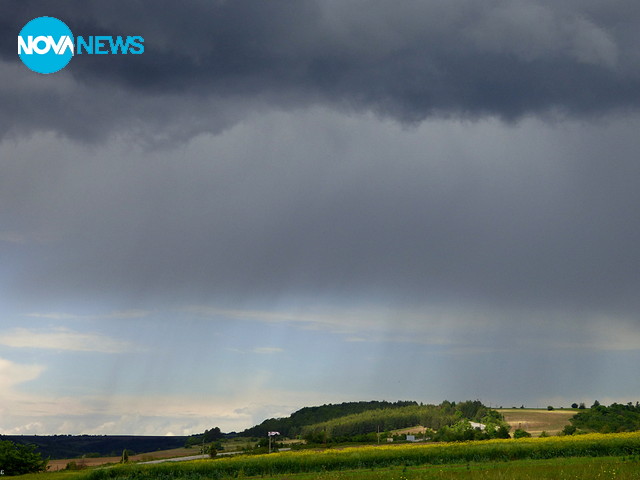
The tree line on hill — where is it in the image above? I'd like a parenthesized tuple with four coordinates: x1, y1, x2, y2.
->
(0, 435, 188, 460)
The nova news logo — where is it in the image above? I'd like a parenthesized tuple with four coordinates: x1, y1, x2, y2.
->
(18, 16, 144, 74)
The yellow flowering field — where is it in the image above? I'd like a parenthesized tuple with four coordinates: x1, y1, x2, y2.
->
(83, 432, 640, 480)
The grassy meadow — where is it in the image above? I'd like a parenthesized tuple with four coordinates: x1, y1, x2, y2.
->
(21, 432, 633, 480)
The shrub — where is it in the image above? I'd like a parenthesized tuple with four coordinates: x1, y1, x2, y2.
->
(514, 429, 532, 439)
(65, 460, 87, 471)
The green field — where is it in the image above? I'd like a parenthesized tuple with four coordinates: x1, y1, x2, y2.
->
(16, 457, 640, 480)
(261, 457, 639, 480)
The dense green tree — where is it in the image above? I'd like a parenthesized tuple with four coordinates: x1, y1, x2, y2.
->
(203, 427, 222, 442)
(0, 440, 48, 475)
(185, 426, 223, 448)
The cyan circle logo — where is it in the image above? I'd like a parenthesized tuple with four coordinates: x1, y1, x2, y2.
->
(18, 16, 74, 74)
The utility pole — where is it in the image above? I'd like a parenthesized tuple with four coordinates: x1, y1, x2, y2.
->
(267, 431, 279, 454)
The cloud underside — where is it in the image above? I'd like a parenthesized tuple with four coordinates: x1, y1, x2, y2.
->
(186, 305, 640, 353)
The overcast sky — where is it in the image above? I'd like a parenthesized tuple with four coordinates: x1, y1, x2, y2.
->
(2, 0, 640, 436)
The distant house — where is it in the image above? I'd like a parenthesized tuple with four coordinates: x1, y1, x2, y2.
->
(405, 435, 417, 442)
(470, 422, 486, 431)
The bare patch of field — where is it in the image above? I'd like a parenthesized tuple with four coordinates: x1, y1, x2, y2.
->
(47, 447, 198, 471)
(499, 409, 575, 436)
(391, 426, 429, 435)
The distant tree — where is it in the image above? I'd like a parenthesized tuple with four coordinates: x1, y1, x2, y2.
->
(539, 431, 549, 437)
(578, 403, 586, 410)
(513, 429, 531, 439)
(203, 427, 222, 443)
(65, 461, 83, 471)
(208, 446, 217, 458)
(571, 403, 579, 409)
(591, 400, 601, 408)
(547, 406, 554, 411)
(121, 449, 129, 464)
(0, 440, 48, 475)
(562, 425, 577, 435)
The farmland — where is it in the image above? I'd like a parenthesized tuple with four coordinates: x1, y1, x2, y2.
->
(498, 409, 575, 436)
(46, 447, 199, 471)
(27, 432, 634, 480)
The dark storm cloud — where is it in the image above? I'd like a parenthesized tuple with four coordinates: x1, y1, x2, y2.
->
(3, 0, 640, 142)
(3, 0, 640, 324)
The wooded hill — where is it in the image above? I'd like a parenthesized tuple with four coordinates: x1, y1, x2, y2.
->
(241, 401, 418, 438)
(300, 400, 505, 442)
(242, 400, 507, 442)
